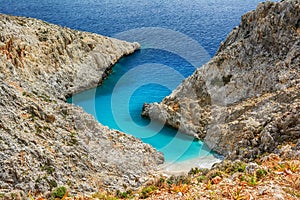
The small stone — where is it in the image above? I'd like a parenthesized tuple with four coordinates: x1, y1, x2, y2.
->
(258, 187, 268, 195)
(274, 193, 284, 200)
(246, 163, 258, 175)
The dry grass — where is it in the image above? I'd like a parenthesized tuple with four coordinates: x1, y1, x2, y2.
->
(8, 155, 300, 200)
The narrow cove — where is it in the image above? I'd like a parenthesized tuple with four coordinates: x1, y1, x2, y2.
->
(69, 47, 222, 170)
(1, 0, 265, 169)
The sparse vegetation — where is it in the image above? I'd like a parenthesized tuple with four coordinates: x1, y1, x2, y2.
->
(67, 131, 78, 146)
(197, 175, 207, 183)
(92, 191, 118, 200)
(286, 160, 300, 173)
(167, 175, 191, 185)
(188, 167, 201, 175)
(41, 164, 55, 175)
(3, 157, 300, 200)
(140, 185, 157, 199)
(256, 168, 267, 179)
(48, 179, 58, 190)
(52, 186, 67, 199)
(116, 190, 133, 199)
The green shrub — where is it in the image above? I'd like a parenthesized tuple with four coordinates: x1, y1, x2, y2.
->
(41, 165, 55, 175)
(256, 169, 267, 180)
(92, 192, 118, 200)
(167, 175, 191, 185)
(231, 162, 247, 173)
(48, 179, 58, 190)
(197, 175, 207, 183)
(155, 177, 166, 187)
(116, 190, 132, 199)
(189, 167, 201, 175)
(52, 186, 67, 199)
(205, 170, 223, 180)
(140, 185, 157, 199)
(248, 175, 257, 186)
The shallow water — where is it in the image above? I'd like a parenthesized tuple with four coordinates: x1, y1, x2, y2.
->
(69, 50, 215, 162)
(1, 0, 266, 164)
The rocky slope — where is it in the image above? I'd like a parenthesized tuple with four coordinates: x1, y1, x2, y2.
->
(142, 0, 300, 160)
(0, 14, 163, 195)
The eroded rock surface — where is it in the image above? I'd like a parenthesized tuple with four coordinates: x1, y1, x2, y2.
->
(0, 14, 163, 194)
(142, 0, 300, 160)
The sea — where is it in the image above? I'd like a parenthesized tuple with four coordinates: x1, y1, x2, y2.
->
(0, 0, 267, 169)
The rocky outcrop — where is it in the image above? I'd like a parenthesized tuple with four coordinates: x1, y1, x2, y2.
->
(142, 0, 300, 160)
(0, 14, 141, 98)
(0, 14, 163, 195)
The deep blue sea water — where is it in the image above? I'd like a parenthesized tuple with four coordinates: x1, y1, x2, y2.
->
(0, 0, 268, 164)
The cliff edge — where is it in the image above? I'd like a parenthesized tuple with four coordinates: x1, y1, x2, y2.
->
(142, 0, 300, 160)
(0, 14, 163, 195)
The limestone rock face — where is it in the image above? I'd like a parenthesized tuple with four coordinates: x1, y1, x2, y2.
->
(142, 0, 300, 160)
(0, 14, 163, 194)
(0, 14, 140, 98)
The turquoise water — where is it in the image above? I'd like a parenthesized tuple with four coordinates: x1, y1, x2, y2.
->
(69, 49, 213, 162)
(0, 0, 269, 162)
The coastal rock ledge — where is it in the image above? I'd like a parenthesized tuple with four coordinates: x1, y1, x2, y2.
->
(0, 14, 163, 195)
(142, 0, 300, 160)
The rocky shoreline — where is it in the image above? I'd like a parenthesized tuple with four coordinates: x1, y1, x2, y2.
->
(142, 0, 300, 161)
(0, 14, 164, 195)
(1, 0, 300, 198)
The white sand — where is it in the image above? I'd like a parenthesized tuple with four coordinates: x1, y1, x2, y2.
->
(159, 155, 222, 176)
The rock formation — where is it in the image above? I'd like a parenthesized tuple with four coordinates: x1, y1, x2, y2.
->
(0, 14, 163, 195)
(142, 0, 300, 160)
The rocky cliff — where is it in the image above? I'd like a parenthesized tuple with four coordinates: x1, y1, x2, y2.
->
(0, 14, 163, 195)
(142, 0, 300, 160)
